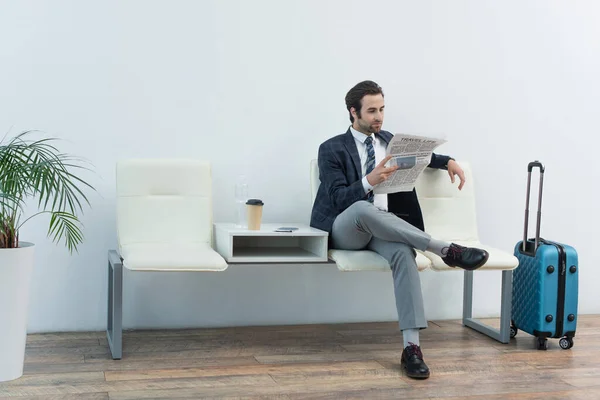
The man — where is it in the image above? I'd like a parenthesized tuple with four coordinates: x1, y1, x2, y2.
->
(310, 80, 489, 379)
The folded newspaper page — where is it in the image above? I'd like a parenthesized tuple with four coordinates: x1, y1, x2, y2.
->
(373, 134, 447, 194)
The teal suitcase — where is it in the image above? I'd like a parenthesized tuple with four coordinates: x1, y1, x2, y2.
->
(511, 161, 579, 350)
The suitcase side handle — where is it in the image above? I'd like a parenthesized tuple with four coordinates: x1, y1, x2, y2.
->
(523, 160, 545, 253)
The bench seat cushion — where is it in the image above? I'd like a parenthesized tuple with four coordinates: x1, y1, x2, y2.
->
(328, 249, 431, 272)
(120, 243, 228, 271)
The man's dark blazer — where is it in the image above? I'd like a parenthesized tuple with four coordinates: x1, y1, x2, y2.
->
(310, 128, 452, 237)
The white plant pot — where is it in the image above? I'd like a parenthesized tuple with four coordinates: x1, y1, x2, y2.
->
(0, 242, 35, 382)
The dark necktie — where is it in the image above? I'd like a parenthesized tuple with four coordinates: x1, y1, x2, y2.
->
(365, 136, 375, 202)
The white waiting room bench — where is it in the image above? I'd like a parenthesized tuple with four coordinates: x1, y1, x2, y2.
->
(107, 159, 519, 360)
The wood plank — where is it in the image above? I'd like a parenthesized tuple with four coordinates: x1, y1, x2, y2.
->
(285, 380, 583, 400)
(85, 349, 245, 363)
(254, 351, 385, 365)
(329, 321, 398, 331)
(104, 360, 383, 382)
(26, 338, 104, 349)
(404, 368, 573, 386)
(0, 372, 104, 387)
(107, 377, 410, 400)
(436, 388, 600, 399)
(120, 323, 336, 339)
(0, 394, 109, 400)
(85, 343, 347, 363)
(300, 330, 487, 348)
(254, 344, 502, 365)
(340, 340, 502, 353)
(0, 374, 277, 397)
(119, 340, 247, 354)
(286, 387, 600, 400)
(24, 356, 259, 375)
(557, 369, 600, 388)
(286, 390, 421, 400)
(109, 387, 293, 399)
(269, 366, 406, 385)
(336, 325, 494, 344)
(498, 352, 600, 370)
(24, 345, 109, 357)
(24, 354, 85, 364)
(419, 382, 579, 398)
(376, 358, 532, 376)
(129, 342, 347, 357)
(100, 328, 343, 348)
(26, 332, 104, 343)
(574, 314, 600, 327)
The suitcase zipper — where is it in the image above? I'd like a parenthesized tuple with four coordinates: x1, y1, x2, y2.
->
(540, 239, 566, 338)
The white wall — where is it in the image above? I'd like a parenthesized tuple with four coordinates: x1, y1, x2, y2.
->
(1, 0, 598, 333)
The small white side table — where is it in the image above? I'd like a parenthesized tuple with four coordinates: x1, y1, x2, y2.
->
(214, 223, 329, 263)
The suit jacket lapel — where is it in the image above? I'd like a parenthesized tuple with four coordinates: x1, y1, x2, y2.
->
(376, 131, 392, 147)
(343, 129, 362, 180)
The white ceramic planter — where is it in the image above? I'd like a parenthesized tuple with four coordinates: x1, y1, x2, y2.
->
(0, 242, 35, 382)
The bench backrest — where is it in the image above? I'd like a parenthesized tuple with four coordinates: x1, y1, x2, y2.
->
(415, 162, 479, 242)
(116, 159, 214, 251)
(309, 159, 480, 242)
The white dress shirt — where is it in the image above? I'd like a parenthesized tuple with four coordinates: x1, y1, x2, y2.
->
(350, 127, 388, 211)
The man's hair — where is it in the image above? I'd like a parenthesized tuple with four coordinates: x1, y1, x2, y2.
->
(345, 80, 384, 123)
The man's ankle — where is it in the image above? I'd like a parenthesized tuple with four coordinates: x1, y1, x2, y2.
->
(426, 238, 451, 258)
(402, 328, 420, 347)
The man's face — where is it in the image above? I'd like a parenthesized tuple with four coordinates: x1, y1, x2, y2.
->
(351, 94, 385, 135)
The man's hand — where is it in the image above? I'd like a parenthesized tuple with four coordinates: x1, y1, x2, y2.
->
(367, 155, 399, 186)
(447, 159, 466, 190)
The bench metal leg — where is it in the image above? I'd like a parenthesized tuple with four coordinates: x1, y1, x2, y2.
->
(107, 250, 123, 359)
(462, 270, 513, 344)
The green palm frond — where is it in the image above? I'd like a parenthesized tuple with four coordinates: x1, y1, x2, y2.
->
(0, 192, 23, 210)
(49, 212, 83, 254)
(0, 131, 95, 252)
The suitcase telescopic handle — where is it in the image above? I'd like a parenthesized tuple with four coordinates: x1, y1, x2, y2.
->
(528, 161, 545, 173)
(523, 160, 545, 252)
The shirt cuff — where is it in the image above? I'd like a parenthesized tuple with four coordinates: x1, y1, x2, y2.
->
(362, 176, 373, 194)
(444, 157, 456, 170)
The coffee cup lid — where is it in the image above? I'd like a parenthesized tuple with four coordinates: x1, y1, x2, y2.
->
(246, 199, 264, 205)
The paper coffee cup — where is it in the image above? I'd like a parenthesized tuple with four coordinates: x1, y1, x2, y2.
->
(246, 199, 264, 230)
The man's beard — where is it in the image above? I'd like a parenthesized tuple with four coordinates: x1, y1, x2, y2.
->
(358, 119, 381, 134)
(368, 122, 382, 133)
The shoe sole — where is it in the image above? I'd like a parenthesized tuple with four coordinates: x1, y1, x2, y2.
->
(448, 251, 490, 271)
(401, 362, 430, 379)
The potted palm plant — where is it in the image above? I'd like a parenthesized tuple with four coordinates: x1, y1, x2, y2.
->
(0, 131, 94, 382)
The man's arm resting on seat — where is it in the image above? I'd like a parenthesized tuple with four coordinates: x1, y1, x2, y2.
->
(428, 153, 454, 170)
(429, 153, 466, 190)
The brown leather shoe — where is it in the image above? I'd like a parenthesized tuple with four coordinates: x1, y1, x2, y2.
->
(401, 342, 430, 379)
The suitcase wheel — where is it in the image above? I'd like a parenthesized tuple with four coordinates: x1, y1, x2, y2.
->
(536, 337, 548, 350)
(510, 325, 517, 339)
(559, 337, 574, 350)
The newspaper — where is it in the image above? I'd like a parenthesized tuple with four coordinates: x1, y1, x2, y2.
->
(372, 134, 446, 194)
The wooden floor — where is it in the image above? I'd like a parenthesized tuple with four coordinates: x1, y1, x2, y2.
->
(1, 316, 600, 399)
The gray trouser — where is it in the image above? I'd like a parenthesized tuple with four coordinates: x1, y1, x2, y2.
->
(331, 201, 432, 330)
